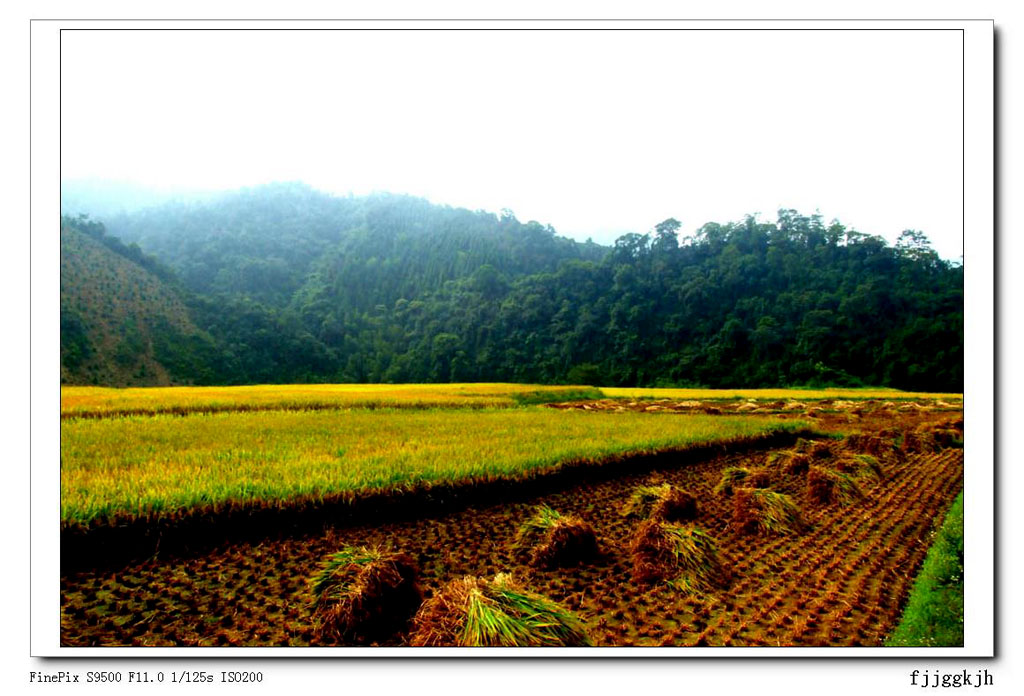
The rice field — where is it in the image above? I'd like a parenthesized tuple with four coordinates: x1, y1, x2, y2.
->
(60, 384, 963, 419)
(59, 384, 965, 648)
(59, 383, 602, 418)
(61, 407, 804, 528)
(61, 410, 965, 648)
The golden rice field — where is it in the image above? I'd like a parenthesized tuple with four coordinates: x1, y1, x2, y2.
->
(60, 383, 599, 418)
(60, 408, 804, 528)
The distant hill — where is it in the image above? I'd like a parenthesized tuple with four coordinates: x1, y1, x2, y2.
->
(102, 182, 605, 308)
(60, 184, 963, 391)
(60, 216, 220, 386)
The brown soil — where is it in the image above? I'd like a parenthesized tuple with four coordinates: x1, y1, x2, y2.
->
(60, 408, 963, 648)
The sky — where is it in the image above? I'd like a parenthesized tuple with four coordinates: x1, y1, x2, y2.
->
(60, 28, 965, 259)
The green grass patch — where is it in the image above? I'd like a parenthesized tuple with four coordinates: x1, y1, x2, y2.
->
(886, 491, 964, 647)
(510, 386, 604, 405)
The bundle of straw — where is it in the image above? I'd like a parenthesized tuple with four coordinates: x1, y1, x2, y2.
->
(409, 573, 592, 647)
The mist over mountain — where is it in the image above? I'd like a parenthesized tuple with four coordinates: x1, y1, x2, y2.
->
(60, 182, 963, 391)
(60, 178, 223, 222)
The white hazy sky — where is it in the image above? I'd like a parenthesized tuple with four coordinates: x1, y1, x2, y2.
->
(61, 28, 964, 259)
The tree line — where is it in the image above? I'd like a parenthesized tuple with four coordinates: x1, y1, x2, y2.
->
(61, 183, 963, 391)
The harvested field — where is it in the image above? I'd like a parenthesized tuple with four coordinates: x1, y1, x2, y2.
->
(597, 388, 963, 402)
(60, 405, 963, 648)
(546, 394, 963, 418)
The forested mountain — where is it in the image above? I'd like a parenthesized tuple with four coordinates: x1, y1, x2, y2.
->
(106, 183, 604, 308)
(60, 216, 219, 386)
(61, 183, 963, 391)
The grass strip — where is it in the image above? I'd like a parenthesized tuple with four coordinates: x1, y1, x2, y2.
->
(885, 491, 964, 647)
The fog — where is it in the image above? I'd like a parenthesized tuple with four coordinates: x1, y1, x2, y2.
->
(61, 29, 964, 259)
